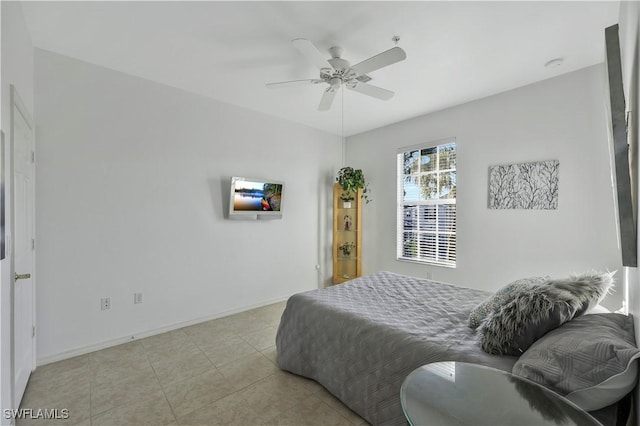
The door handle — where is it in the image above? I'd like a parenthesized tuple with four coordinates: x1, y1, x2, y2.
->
(15, 273, 31, 281)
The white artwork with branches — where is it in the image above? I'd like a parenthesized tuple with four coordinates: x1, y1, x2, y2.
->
(488, 160, 559, 209)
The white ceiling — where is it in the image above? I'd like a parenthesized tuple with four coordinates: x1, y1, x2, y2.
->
(20, 1, 620, 136)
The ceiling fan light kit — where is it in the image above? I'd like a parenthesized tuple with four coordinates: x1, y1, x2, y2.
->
(267, 38, 407, 111)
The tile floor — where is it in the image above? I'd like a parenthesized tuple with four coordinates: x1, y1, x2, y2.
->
(18, 301, 368, 426)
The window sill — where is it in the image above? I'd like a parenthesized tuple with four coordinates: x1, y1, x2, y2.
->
(396, 257, 456, 269)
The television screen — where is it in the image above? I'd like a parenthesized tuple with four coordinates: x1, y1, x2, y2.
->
(229, 177, 284, 218)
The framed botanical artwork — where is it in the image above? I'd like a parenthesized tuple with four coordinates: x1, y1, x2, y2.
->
(488, 160, 559, 210)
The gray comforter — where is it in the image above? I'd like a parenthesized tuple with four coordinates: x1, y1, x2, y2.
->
(276, 271, 517, 425)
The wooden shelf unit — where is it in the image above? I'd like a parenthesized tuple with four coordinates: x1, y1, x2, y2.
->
(333, 183, 362, 284)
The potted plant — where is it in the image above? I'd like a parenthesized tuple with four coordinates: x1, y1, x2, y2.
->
(338, 242, 356, 257)
(336, 166, 371, 205)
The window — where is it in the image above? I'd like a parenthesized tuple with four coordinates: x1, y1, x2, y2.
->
(397, 140, 456, 267)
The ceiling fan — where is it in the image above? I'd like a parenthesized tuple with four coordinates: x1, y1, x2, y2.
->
(267, 38, 407, 111)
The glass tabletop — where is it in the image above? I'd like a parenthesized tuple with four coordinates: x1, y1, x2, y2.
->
(400, 362, 602, 426)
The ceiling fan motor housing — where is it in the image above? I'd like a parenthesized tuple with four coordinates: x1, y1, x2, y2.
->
(328, 57, 350, 71)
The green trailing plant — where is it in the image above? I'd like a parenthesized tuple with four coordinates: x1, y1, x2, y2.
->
(336, 167, 371, 204)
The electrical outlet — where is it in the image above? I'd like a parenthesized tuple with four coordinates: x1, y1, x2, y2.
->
(101, 297, 111, 310)
(134, 293, 143, 304)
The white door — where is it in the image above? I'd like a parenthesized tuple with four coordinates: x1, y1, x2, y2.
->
(12, 86, 35, 405)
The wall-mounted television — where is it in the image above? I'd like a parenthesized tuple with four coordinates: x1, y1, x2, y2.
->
(605, 24, 636, 267)
(229, 176, 284, 220)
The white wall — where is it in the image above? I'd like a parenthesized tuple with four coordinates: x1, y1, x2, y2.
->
(346, 65, 623, 310)
(1, 1, 34, 422)
(34, 49, 341, 362)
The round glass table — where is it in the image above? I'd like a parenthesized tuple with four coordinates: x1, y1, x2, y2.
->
(401, 362, 602, 426)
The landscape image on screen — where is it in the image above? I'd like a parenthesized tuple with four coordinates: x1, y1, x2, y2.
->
(233, 180, 282, 211)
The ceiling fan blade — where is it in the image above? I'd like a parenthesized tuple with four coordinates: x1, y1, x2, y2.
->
(266, 79, 324, 88)
(348, 82, 394, 101)
(318, 88, 337, 111)
(292, 38, 330, 70)
(351, 46, 407, 75)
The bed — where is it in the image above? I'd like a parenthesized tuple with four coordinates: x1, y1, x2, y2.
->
(276, 271, 639, 426)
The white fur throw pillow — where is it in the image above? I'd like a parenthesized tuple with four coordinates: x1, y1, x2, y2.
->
(468, 276, 548, 329)
(480, 271, 614, 356)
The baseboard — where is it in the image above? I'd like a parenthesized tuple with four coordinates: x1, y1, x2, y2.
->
(36, 295, 290, 366)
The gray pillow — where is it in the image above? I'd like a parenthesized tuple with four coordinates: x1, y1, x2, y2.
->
(512, 313, 640, 411)
(468, 276, 547, 329)
(480, 271, 614, 356)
